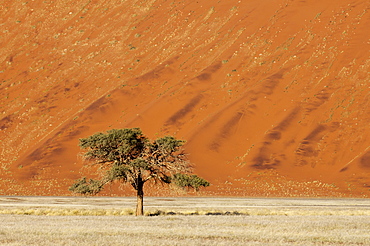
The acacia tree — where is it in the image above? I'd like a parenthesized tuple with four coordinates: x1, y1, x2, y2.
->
(69, 128, 209, 215)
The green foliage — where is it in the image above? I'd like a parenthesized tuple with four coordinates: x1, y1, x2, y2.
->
(172, 173, 210, 191)
(70, 128, 209, 215)
(154, 136, 185, 153)
(71, 128, 195, 191)
(105, 163, 129, 182)
(79, 128, 147, 162)
(69, 177, 104, 195)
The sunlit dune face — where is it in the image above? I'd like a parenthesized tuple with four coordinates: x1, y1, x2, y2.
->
(0, 0, 369, 197)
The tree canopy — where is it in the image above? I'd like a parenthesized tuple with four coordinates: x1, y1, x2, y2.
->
(69, 128, 209, 215)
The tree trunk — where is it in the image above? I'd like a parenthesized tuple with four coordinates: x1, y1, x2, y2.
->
(136, 176, 144, 216)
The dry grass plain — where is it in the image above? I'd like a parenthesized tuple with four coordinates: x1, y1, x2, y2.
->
(0, 197, 370, 245)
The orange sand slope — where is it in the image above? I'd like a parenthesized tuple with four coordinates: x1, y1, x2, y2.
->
(0, 0, 369, 197)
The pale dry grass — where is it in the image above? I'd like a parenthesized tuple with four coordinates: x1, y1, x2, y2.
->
(0, 197, 369, 245)
(1, 214, 370, 245)
(0, 208, 135, 216)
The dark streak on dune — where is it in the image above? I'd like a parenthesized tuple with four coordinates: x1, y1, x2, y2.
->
(252, 108, 300, 169)
(196, 62, 222, 81)
(0, 115, 14, 130)
(360, 151, 370, 169)
(295, 125, 327, 167)
(209, 110, 245, 152)
(165, 94, 203, 127)
(135, 56, 179, 82)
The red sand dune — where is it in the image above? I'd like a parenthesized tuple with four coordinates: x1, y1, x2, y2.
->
(0, 0, 369, 197)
